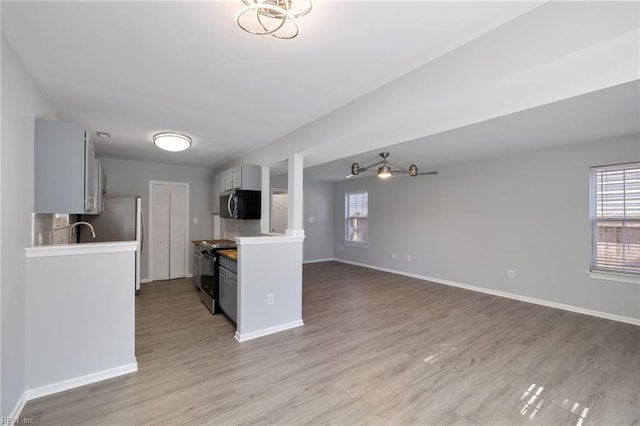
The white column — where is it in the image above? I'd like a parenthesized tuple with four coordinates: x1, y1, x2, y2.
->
(260, 166, 270, 234)
(286, 153, 304, 237)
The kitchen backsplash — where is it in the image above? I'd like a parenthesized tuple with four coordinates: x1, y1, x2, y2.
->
(224, 219, 260, 239)
(33, 213, 76, 245)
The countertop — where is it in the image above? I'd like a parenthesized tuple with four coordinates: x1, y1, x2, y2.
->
(218, 249, 238, 262)
(25, 241, 138, 258)
(192, 239, 234, 246)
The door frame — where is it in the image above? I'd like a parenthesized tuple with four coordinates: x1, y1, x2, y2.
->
(148, 180, 190, 281)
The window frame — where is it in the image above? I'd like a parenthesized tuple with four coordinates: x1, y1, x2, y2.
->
(589, 162, 640, 283)
(345, 191, 368, 246)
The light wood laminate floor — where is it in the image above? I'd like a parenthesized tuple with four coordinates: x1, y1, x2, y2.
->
(23, 262, 640, 425)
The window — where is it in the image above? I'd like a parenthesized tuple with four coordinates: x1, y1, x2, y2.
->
(346, 191, 368, 244)
(53, 213, 70, 228)
(590, 162, 640, 277)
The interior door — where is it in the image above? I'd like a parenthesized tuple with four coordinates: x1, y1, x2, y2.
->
(169, 184, 187, 279)
(271, 192, 288, 234)
(152, 183, 170, 280)
(150, 181, 188, 281)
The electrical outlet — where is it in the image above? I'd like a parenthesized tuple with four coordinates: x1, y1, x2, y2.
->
(508, 270, 516, 279)
(392, 252, 397, 259)
(407, 254, 411, 262)
(267, 293, 274, 305)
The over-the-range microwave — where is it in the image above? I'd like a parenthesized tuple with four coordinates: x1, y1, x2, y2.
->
(220, 190, 261, 220)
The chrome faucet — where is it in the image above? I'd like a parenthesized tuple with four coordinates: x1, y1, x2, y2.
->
(69, 221, 96, 243)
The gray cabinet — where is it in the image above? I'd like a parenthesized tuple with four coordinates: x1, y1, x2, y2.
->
(218, 255, 237, 323)
(95, 160, 107, 213)
(211, 172, 225, 214)
(222, 165, 261, 192)
(227, 271, 237, 322)
(34, 118, 98, 214)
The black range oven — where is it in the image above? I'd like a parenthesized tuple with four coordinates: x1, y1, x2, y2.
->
(199, 241, 237, 314)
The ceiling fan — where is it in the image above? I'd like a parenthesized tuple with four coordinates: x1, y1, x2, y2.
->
(346, 152, 438, 179)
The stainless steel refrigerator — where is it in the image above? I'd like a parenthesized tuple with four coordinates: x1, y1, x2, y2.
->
(79, 196, 144, 294)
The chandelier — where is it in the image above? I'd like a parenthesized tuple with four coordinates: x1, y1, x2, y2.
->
(236, 0, 313, 39)
(348, 152, 438, 179)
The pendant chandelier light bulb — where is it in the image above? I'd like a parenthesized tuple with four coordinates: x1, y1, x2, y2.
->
(236, 0, 313, 39)
(377, 164, 392, 179)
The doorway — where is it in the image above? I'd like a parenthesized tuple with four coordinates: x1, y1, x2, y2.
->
(149, 181, 189, 281)
(271, 189, 288, 234)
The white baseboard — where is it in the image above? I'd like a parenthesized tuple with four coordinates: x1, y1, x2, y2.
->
(25, 361, 138, 401)
(8, 392, 27, 419)
(303, 258, 336, 264)
(334, 259, 640, 326)
(235, 320, 304, 342)
(141, 275, 192, 284)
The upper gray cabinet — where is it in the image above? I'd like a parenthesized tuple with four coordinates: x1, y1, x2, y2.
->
(211, 172, 225, 214)
(223, 165, 261, 191)
(213, 165, 261, 214)
(34, 118, 99, 214)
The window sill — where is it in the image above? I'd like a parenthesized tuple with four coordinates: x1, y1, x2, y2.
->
(587, 271, 640, 285)
(345, 242, 368, 248)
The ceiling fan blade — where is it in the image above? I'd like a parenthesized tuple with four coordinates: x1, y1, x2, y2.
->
(390, 170, 438, 177)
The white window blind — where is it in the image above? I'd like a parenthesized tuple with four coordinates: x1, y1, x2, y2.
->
(590, 162, 640, 276)
(346, 191, 368, 243)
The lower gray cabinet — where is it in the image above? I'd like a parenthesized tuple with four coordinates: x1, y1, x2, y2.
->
(227, 273, 237, 323)
(218, 256, 237, 323)
(219, 268, 228, 313)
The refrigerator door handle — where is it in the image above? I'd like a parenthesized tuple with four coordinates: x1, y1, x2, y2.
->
(140, 209, 145, 251)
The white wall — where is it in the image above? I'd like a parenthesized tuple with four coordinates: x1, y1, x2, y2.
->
(236, 236, 304, 341)
(270, 174, 334, 262)
(25, 245, 136, 394)
(0, 35, 58, 417)
(98, 157, 213, 280)
(301, 180, 334, 262)
(333, 135, 640, 321)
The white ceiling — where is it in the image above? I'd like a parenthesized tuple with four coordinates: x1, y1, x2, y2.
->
(304, 80, 640, 181)
(3, 1, 638, 180)
(1, 1, 545, 168)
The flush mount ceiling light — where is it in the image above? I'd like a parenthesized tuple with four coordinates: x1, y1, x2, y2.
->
(236, 0, 313, 40)
(153, 132, 192, 152)
(347, 152, 438, 179)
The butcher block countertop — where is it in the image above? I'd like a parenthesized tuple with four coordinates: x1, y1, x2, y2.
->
(218, 249, 238, 262)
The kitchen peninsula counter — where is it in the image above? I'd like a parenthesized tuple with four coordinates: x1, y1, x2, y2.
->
(24, 241, 138, 399)
(233, 235, 304, 342)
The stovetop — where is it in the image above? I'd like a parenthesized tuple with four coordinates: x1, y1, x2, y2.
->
(200, 241, 237, 250)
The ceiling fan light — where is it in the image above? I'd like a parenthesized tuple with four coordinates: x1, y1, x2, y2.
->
(351, 162, 360, 175)
(153, 132, 192, 152)
(377, 164, 392, 179)
(409, 164, 418, 176)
